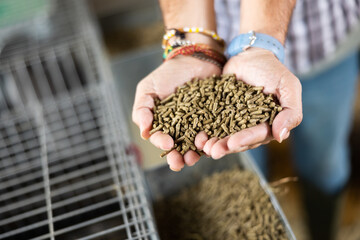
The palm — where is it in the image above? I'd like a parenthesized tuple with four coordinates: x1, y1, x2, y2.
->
(199, 48, 302, 159)
(146, 56, 221, 99)
(133, 56, 221, 171)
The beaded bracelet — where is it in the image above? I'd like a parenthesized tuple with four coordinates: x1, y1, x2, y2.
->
(162, 28, 225, 49)
(163, 39, 195, 59)
(164, 43, 227, 68)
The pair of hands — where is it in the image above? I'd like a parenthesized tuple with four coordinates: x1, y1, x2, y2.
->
(132, 48, 302, 171)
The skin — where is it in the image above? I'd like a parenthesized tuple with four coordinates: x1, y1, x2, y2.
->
(132, 0, 302, 171)
(132, 56, 221, 171)
(199, 48, 302, 159)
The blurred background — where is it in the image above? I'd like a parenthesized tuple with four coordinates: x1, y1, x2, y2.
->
(0, 0, 359, 239)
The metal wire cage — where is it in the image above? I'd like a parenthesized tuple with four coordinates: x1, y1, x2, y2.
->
(0, 0, 158, 239)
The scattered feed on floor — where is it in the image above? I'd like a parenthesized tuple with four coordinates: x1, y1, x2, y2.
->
(154, 168, 288, 240)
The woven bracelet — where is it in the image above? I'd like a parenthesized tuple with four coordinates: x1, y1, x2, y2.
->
(164, 44, 227, 68)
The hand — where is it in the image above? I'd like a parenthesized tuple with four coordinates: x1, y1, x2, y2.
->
(198, 48, 303, 159)
(132, 56, 221, 171)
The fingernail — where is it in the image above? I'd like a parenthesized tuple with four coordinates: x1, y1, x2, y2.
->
(213, 153, 225, 160)
(236, 146, 248, 152)
(187, 161, 196, 167)
(170, 166, 181, 172)
(140, 126, 145, 139)
(279, 128, 289, 143)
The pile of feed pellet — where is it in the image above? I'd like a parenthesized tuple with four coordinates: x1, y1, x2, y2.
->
(154, 169, 288, 240)
(150, 74, 282, 156)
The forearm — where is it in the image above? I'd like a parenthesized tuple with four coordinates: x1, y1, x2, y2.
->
(240, 0, 296, 44)
(159, 0, 220, 51)
(159, 0, 216, 30)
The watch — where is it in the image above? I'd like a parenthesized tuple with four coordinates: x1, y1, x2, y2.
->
(226, 31, 285, 64)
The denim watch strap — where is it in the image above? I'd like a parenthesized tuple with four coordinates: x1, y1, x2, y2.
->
(226, 31, 285, 64)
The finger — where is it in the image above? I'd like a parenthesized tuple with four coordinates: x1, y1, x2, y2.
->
(203, 137, 218, 156)
(273, 72, 303, 142)
(132, 82, 156, 139)
(272, 108, 300, 143)
(184, 150, 201, 166)
(227, 123, 272, 152)
(167, 150, 185, 171)
(229, 139, 271, 153)
(248, 143, 262, 150)
(149, 131, 174, 150)
(210, 136, 230, 159)
(194, 131, 208, 150)
(133, 108, 153, 139)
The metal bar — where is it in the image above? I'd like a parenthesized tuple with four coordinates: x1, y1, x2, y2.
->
(0, 206, 46, 227)
(60, 47, 83, 89)
(0, 147, 107, 198)
(0, 138, 103, 181)
(0, 194, 46, 215)
(102, 86, 150, 238)
(35, 205, 150, 240)
(53, 198, 119, 222)
(51, 185, 114, 209)
(0, 196, 148, 239)
(0, 172, 116, 214)
(37, 113, 55, 240)
(50, 172, 111, 197)
(80, 219, 157, 240)
(125, 231, 158, 240)
(77, 42, 96, 84)
(7, 66, 28, 112)
(50, 161, 110, 186)
(0, 185, 114, 227)
(0, 184, 114, 218)
(0, 219, 49, 239)
(0, 164, 112, 202)
(97, 95, 133, 238)
(44, 49, 68, 94)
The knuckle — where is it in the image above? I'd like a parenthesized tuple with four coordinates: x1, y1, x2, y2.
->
(131, 111, 137, 124)
(294, 112, 303, 127)
(135, 80, 144, 92)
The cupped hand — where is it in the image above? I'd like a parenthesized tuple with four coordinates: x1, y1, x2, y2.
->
(132, 56, 221, 171)
(198, 48, 303, 159)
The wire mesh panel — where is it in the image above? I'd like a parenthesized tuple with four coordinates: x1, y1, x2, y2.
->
(0, 85, 158, 240)
(0, 0, 158, 239)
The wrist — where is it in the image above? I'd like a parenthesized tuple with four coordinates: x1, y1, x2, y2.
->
(239, 0, 296, 45)
(226, 31, 285, 63)
(235, 47, 275, 58)
(165, 55, 222, 71)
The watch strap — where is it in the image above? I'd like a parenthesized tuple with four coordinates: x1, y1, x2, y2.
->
(226, 31, 285, 64)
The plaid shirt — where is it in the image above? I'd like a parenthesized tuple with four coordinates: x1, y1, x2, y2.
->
(215, 0, 360, 74)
